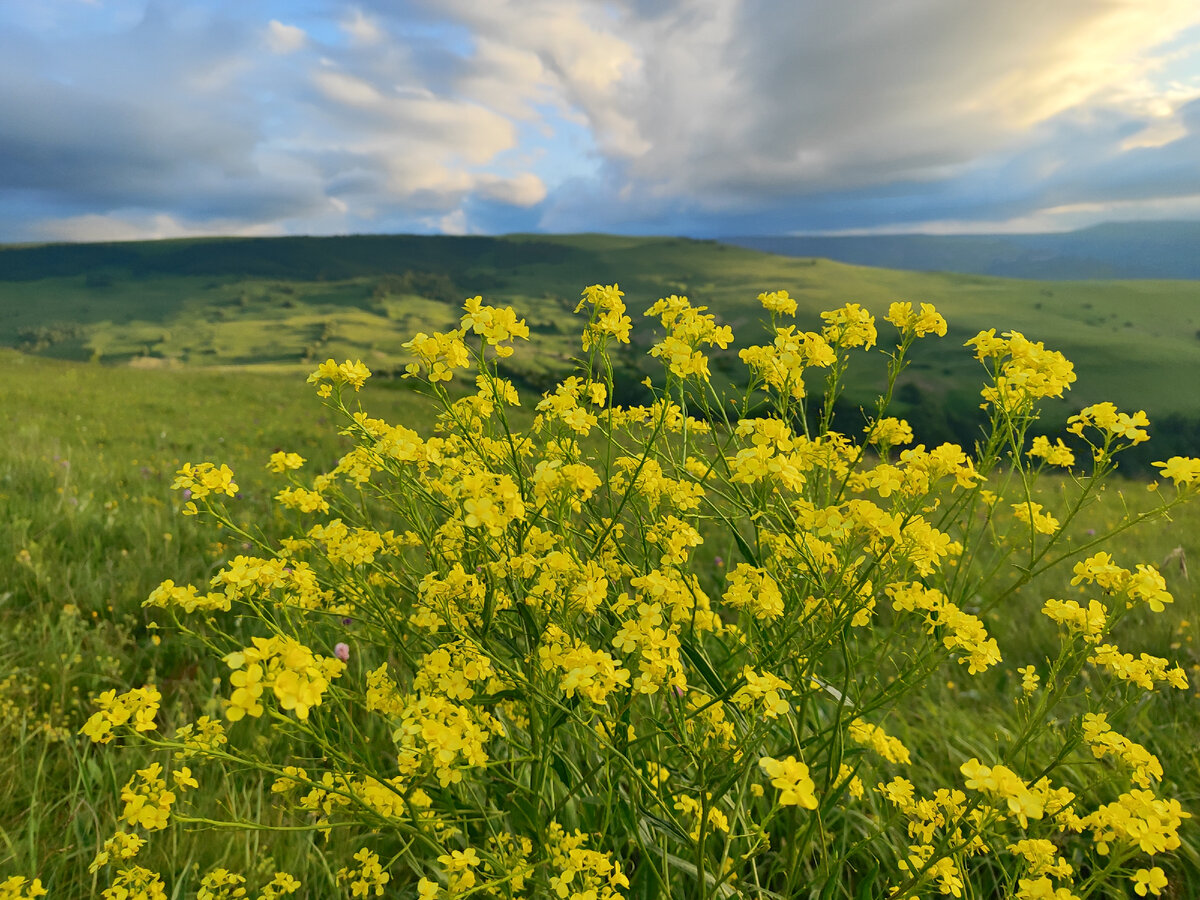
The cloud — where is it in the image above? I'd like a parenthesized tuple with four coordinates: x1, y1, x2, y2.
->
(0, 8, 325, 226)
(0, 2, 556, 240)
(378, 0, 1200, 232)
(2, 0, 1200, 240)
(402, 0, 647, 155)
(431, 208, 469, 235)
(313, 68, 384, 107)
(266, 20, 307, 54)
(599, 0, 1200, 202)
(340, 8, 385, 45)
(478, 172, 547, 206)
(33, 212, 285, 242)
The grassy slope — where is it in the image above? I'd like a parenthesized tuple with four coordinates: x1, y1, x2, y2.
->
(1, 234, 1197, 420)
(0, 351, 433, 890)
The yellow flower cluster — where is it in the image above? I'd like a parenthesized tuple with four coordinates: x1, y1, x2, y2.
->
(576, 283, 633, 349)
(1071, 551, 1174, 612)
(266, 451, 305, 473)
(81, 685, 161, 744)
(90, 832, 146, 874)
(960, 758, 1046, 827)
(306, 358, 371, 396)
(616, 569, 721, 695)
(454, 469, 525, 534)
(1041, 598, 1107, 642)
(821, 302, 877, 349)
(758, 289, 797, 316)
(888, 582, 1001, 674)
(610, 454, 705, 508)
(413, 640, 496, 701)
(100, 866, 166, 900)
(532, 457, 602, 513)
(1084, 790, 1190, 856)
(885, 301, 947, 337)
(274, 485, 329, 513)
(539, 624, 631, 704)
(1007, 838, 1073, 880)
(1088, 643, 1187, 692)
(546, 825, 630, 900)
(849, 718, 912, 765)
(1153, 455, 1200, 485)
(393, 689, 499, 787)
(172, 715, 227, 759)
(144, 578, 230, 613)
(170, 461, 237, 514)
(1018, 664, 1041, 694)
(90, 287, 1198, 899)
(1133, 867, 1169, 897)
(196, 868, 246, 900)
(674, 792, 731, 841)
(1081, 712, 1162, 788)
(733, 665, 791, 718)
(759, 756, 818, 809)
(1027, 435, 1075, 468)
(1012, 500, 1060, 535)
(1067, 402, 1150, 446)
(307, 519, 385, 566)
(337, 849, 390, 898)
(739, 325, 835, 400)
(119, 762, 190, 831)
(967, 329, 1076, 415)
(0, 877, 47, 900)
(864, 416, 914, 451)
(646, 294, 733, 380)
(402, 329, 469, 383)
(223, 636, 344, 721)
(460, 296, 530, 357)
(722, 563, 784, 621)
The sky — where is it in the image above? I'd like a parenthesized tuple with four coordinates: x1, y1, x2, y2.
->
(2, 0, 1200, 242)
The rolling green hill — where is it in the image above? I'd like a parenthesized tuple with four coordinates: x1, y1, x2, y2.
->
(2, 233, 1198, 461)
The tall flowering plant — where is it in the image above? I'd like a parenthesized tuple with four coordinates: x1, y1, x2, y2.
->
(69, 287, 1200, 899)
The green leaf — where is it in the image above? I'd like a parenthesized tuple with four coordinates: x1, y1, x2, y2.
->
(639, 810, 691, 845)
(660, 853, 739, 898)
(729, 522, 759, 567)
(679, 639, 727, 698)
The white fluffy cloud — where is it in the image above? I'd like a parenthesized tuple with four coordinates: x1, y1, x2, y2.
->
(265, 19, 306, 54)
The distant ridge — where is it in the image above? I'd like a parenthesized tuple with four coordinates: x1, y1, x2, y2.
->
(5, 223, 1197, 281)
(0, 234, 589, 281)
(722, 221, 1200, 280)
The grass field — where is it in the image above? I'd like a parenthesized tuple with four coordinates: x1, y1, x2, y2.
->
(2, 346, 1199, 896)
(2, 237, 1199, 896)
(0, 352, 441, 893)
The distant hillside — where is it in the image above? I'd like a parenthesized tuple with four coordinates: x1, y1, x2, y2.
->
(0, 234, 587, 282)
(1, 232, 1197, 467)
(723, 221, 1200, 279)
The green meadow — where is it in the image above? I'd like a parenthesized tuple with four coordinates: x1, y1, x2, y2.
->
(4, 234, 1199, 419)
(2, 235, 1199, 896)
